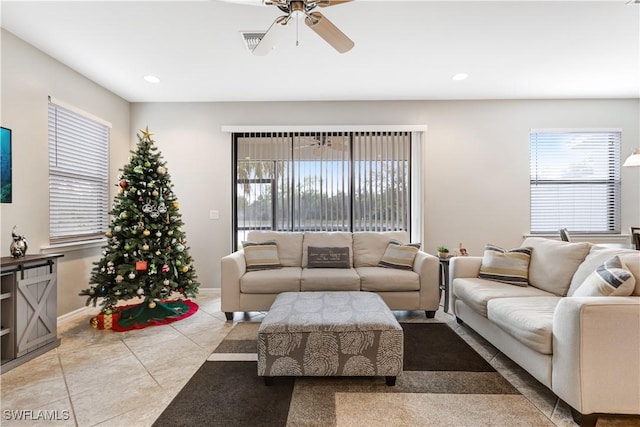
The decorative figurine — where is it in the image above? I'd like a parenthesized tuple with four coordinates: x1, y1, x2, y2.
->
(10, 225, 28, 258)
(459, 242, 468, 256)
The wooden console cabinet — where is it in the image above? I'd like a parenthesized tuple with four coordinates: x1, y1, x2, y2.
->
(1, 254, 63, 373)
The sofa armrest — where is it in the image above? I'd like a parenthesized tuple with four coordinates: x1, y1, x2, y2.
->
(413, 251, 440, 310)
(221, 250, 246, 313)
(449, 256, 483, 280)
(552, 297, 640, 415)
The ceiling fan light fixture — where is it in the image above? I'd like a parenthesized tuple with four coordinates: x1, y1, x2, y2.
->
(452, 73, 468, 81)
(143, 75, 160, 84)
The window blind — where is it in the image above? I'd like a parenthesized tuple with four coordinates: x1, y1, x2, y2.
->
(48, 101, 110, 242)
(234, 131, 411, 247)
(530, 130, 621, 234)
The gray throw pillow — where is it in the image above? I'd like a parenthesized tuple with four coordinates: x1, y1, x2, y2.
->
(307, 246, 350, 268)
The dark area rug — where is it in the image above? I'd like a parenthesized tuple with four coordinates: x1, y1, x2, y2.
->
(153, 322, 546, 427)
(152, 361, 294, 427)
(402, 322, 495, 372)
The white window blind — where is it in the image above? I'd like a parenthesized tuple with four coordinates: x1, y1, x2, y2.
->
(530, 130, 621, 234)
(48, 101, 110, 242)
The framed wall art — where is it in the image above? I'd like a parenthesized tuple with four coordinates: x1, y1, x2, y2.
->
(1, 127, 12, 203)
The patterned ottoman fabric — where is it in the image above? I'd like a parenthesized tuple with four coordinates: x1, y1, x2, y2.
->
(257, 292, 403, 382)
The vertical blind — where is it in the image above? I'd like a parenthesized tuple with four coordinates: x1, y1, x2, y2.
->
(48, 101, 110, 242)
(234, 131, 411, 247)
(530, 130, 621, 234)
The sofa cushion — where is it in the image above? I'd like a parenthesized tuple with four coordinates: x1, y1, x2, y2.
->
(572, 256, 636, 297)
(240, 267, 302, 294)
(478, 244, 532, 286)
(357, 267, 420, 292)
(568, 247, 640, 296)
(521, 237, 591, 296)
(453, 277, 553, 317)
(353, 231, 409, 267)
(487, 296, 561, 355)
(307, 246, 350, 268)
(246, 231, 303, 267)
(241, 241, 282, 271)
(378, 241, 421, 270)
(301, 268, 361, 291)
(302, 232, 353, 268)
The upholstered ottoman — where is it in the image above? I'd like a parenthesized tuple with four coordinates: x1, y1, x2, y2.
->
(257, 291, 403, 386)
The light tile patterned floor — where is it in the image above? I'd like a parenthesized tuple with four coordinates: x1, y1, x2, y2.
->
(0, 291, 628, 426)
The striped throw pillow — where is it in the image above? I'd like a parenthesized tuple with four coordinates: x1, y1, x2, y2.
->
(242, 241, 282, 271)
(478, 244, 532, 286)
(378, 241, 421, 270)
(573, 256, 635, 297)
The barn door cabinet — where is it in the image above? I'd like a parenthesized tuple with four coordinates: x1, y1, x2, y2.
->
(1, 254, 63, 373)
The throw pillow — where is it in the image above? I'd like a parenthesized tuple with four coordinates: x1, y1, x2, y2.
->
(378, 241, 421, 270)
(242, 241, 282, 271)
(572, 256, 636, 297)
(307, 246, 351, 268)
(478, 244, 532, 286)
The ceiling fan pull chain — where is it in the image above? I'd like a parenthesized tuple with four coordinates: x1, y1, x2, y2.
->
(296, 15, 299, 46)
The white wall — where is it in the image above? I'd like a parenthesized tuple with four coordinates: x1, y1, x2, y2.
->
(3, 28, 638, 314)
(1, 30, 130, 316)
(131, 99, 640, 290)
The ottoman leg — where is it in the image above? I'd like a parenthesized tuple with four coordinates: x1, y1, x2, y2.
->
(224, 312, 233, 321)
(264, 376, 274, 386)
(425, 310, 436, 318)
(385, 376, 396, 386)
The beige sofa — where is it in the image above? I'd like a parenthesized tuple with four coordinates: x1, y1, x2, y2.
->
(221, 231, 440, 320)
(450, 237, 640, 426)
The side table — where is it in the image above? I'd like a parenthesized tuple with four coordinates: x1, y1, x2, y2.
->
(438, 257, 451, 313)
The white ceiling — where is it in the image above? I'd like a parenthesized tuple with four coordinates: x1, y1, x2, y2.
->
(2, 0, 639, 102)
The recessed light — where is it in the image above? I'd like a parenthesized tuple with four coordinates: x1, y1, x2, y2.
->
(144, 75, 160, 84)
(452, 73, 469, 81)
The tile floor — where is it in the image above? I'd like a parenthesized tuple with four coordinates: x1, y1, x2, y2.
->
(0, 291, 633, 427)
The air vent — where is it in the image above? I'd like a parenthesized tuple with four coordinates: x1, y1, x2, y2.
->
(241, 32, 266, 52)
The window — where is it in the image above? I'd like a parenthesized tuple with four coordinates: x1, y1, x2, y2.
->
(234, 131, 411, 247)
(48, 99, 110, 243)
(530, 129, 621, 234)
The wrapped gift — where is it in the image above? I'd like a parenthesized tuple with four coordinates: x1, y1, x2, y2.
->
(90, 310, 120, 330)
(135, 260, 148, 271)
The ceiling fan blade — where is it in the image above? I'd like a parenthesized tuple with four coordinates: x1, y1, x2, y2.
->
(253, 16, 288, 56)
(317, 0, 354, 7)
(305, 12, 354, 53)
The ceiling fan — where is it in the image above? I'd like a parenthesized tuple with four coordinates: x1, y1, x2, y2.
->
(224, 0, 355, 55)
(295, 134, 349, 154)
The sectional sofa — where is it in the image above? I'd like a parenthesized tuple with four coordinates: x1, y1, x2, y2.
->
(450, 237, 640, 426)
(221, 231, 440, 320)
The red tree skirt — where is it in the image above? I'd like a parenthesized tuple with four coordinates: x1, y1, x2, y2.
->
(111, 299, 199, 332)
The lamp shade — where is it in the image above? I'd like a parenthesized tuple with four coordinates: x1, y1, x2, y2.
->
(623, 148, 640, 167)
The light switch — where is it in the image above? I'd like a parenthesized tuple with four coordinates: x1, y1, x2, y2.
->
(209, 210, 219, 220)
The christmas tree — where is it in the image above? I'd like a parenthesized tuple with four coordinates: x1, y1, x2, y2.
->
(80, 127, 199, 327)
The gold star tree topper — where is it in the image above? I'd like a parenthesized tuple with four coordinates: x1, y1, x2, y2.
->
(139, 126, 154, 142)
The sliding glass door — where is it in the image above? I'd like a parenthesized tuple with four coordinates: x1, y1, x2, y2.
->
(233, 131, 411, 249)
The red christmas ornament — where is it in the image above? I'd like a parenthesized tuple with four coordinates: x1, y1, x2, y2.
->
(135, 260, 148, 271)
(161, 264, 169, 273)
(119, 180, 128, 188)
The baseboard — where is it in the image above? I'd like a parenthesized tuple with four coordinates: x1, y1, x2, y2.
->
(197, 288, 220, 295)
(58, 305, 94, 325)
